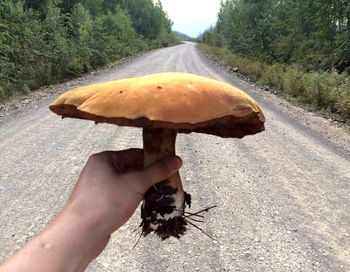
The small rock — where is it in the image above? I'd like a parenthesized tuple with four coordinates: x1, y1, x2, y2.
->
(243, 250, 251, 257)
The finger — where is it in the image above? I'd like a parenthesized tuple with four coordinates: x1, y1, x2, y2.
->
(111, 148, 144, 171)
(130, 156, 182, 192)
(96, 149, 144, 172)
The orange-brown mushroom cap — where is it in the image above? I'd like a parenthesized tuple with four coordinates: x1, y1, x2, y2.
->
(49, 72, 265, 138)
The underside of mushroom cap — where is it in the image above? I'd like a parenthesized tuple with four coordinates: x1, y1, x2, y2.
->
(50, 72, 265, 138)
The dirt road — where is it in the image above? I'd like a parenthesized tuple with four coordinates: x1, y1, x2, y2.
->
(1, 42, 349, 271)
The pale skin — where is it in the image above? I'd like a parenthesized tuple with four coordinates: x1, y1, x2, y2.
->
(0, 148, 182, 272)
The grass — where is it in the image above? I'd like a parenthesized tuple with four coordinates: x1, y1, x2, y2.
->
(200, 44, 350, 124)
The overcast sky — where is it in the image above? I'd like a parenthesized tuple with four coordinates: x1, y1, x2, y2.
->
(160, 0, 221, 38)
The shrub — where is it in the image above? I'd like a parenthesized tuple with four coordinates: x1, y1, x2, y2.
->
(260, 64, 285, 91)
(0, 0, 178, 100)
(200, 44, 350, 122)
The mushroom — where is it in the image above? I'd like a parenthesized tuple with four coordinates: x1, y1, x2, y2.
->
(49, 72, 265, 239)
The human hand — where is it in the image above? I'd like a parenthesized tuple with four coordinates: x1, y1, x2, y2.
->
(61, 148, 182, 257)
(0, 149, 182, 272)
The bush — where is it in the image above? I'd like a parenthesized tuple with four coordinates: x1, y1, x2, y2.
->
(0, 0, 178, 100)
(260, 64, 285, 90)
(337, 81, 350, 119)
(282, 68, 306, 98)
(200, 44, 350, 122)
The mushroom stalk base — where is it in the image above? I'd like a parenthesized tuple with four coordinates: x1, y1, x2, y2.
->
(141, 128, 191, 239)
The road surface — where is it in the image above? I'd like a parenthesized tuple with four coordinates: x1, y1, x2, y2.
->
(0, 42, 349, 271)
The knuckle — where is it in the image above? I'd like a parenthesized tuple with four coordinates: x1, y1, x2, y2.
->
(88, 153, 100, 162)
(88, 151, 110, 164)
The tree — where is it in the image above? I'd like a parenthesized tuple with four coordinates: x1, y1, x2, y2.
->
(202, 0, 350, 72)
(0, 0, 178, 99)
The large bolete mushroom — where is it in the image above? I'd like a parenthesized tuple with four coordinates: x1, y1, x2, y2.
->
(49, 72, 265, 239)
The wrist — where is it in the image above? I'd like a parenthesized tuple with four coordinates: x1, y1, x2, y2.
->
(0, 208, 109, 272)
(62, 201, 115, 239)
(63, 197, 129, 237)
(57, 205, 111, 257)
(37, 208, 109, 271)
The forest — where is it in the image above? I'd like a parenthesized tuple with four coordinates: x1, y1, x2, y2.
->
(0, 0, 178, 99)
(200, 0, 350, 122)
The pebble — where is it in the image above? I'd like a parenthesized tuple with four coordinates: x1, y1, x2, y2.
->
(243, 250, 251, 257)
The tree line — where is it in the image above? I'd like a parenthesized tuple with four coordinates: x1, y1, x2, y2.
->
(0, 0, 178, 99)
(201, 0, 350, 74)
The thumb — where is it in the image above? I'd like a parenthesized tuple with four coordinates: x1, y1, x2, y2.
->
(132, 156, 182, 192)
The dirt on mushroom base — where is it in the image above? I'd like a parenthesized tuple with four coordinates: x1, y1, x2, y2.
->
(140, 184, 192, 239)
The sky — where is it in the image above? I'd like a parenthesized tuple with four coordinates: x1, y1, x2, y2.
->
(160, 0, 222, 38)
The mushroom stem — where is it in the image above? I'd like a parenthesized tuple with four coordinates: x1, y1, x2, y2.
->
(141, 128, 190, 239)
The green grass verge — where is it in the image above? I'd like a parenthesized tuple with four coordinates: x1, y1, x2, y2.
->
(200, 44, 350, 124)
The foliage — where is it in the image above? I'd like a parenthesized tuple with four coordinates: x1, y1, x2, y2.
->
(201, 44, 350, 122)
(200, 0, 350, 123)
(200, 0, 350, 73)
(0, 0, 178, 100)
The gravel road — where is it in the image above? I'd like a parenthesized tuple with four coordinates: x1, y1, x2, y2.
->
(1, 42, 350, 272)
